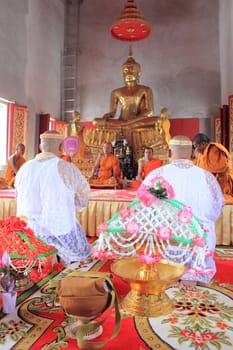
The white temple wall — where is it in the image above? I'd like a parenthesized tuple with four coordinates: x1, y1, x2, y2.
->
(78, 0, 220, 129)
(0, 0, 64, 159)
(219, 0, 233, 105)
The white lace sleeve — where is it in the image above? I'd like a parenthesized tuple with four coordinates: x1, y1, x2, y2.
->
(58, 160, 90, 211)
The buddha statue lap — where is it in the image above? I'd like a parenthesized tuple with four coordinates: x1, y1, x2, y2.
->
(93, 49, 158, 132)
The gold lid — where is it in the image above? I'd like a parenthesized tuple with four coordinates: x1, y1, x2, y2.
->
(40, 130, 63, 140)
(169, 139, 192, 146)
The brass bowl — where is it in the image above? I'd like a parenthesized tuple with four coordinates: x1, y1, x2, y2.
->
(111, 257, 185, 317)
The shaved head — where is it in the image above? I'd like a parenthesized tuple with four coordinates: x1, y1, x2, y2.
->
(169, 135, 192, 159)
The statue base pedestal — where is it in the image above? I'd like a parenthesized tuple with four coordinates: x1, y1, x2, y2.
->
(72, 123, 169, 178)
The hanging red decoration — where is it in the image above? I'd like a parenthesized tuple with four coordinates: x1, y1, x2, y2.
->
(110, 0, 151, 42)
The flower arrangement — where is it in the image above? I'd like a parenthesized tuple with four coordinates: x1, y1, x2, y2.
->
(0, 216, 59, 286)
(92, 177, 211, 277)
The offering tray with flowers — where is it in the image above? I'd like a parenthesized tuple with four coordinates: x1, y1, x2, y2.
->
(92, 177, 211, 317)
(0, 216, 58, 291)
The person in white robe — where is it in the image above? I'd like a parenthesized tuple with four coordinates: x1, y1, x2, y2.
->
(141, 135, 224, 289)
(15, 130, 91, 264)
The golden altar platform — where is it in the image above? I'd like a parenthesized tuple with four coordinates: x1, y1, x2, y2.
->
(0, 189, 232, 245)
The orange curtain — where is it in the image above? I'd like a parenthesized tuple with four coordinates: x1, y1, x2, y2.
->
(7, 103, 28, 158)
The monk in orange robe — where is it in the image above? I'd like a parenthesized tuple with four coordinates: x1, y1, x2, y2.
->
(0, 144, 26, 188)
(131, 147, 163, 189)
(89, 142, 121, 186)
(60, 154, 72, 162)
(192, 133, 233, 204)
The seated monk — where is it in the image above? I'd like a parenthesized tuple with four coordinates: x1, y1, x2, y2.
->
(93, 49, 158, 130)
(131, 147, 163, 189)
(88, 142, 121, 187)
(192, 133, 233, 204)
(0, 143, 26, 188)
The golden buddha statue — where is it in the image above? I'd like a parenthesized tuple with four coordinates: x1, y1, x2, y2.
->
(93, 49, 157, 129)
(82, 52, 169, 176)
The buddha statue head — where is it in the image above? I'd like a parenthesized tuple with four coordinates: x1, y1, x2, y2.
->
(121, 48, 141, 85)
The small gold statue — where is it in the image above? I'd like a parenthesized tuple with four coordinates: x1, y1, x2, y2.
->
(70, 111, 90, 159)
(71, 111, 83, 137)
(93, 48, 157, 129)
(156, 107, 171, 144)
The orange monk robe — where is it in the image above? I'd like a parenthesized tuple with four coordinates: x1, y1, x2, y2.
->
(4, 156, 26, 187)
(89, 155, 121, 185)
(60, 154, 72, 162)
(196, 142, 233, 204)
(131, 158, 163, 189)
(142, 158, 163, 179)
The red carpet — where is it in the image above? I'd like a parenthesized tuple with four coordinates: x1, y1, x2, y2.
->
(0, 247, 232, 349)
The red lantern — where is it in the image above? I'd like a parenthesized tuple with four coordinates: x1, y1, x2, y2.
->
(110, 0, 151, 42)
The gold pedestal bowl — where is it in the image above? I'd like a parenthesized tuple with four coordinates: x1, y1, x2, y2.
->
(111, 257, 185, 317)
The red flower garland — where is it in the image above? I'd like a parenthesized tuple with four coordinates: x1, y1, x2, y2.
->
(0, 216, 57, 260)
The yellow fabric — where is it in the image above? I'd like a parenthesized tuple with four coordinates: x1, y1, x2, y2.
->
(0, 197, 17, 219)
(89, 155, 121, 185)
(0, 194, 232, 245)
(76, 200, 127, 236)
(4, 157, 26, 187)
(215, 204, 233, 245)
(196, 142, 233, 204)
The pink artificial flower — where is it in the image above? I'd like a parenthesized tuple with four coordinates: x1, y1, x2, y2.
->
(160, 179, 175, 199)
(157, 226, 173, 240)
(105, 251, 116, 259)
(185, 268, 198, 276)
(193, 266, 204, 274)
(125, 221, 140, 234)
(150, 176, 175, 199)
(192, 236, 206, 248)
(138, 253, 162, 264)
(91, 248, 107, 260)
(205, 251, 214, 258)
(178, 209, 192, 224)
(97, 222, 107, 234)
(119, 205, 131, 220)
(203, 268, 214, 276)
(136, 184, 157, 207)
(201, 224, 209, 232)
(150, 176, 165, 188)
(183, 205, 192, 213)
